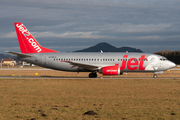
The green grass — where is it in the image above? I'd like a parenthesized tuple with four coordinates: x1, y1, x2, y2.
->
(0, 78, 180, 120)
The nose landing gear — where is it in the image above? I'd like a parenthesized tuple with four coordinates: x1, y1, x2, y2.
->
(153, 74, 157, 78)
(89, 72, 97, 78)
(153, 71, 163, 78)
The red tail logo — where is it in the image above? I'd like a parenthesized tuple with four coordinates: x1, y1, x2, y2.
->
(14, 22, 58, 53)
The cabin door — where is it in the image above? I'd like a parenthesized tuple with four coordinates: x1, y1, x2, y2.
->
(42, 56, 48, 65)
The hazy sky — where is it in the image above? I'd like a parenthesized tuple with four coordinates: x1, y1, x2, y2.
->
(1, 0, 180, 53)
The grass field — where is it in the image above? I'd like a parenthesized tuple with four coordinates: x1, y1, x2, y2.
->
(0, 69, 180, 119)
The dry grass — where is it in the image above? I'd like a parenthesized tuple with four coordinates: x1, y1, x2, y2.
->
(0, 78, 180, 120)
(0, 68, 180, 119)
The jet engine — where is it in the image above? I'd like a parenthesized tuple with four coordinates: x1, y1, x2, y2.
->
(99, 64, 123, 75)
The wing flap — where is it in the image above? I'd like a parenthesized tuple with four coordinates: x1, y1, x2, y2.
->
(63, 61, 118, 71)
(64, 61, 100, 71)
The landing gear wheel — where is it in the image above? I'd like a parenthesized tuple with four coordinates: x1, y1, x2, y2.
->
(153, 74, 157, 78)
(89, 72, 97, 78)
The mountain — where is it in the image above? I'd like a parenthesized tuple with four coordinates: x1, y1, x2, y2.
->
(0, 43, 142, 61)
(74, 42, 143, 52)
(0, 54, 18, 61)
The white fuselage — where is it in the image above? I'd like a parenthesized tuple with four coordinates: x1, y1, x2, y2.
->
(19, 52, 176, 73)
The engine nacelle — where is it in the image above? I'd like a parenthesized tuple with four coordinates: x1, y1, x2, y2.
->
(99, 64, 123, 75)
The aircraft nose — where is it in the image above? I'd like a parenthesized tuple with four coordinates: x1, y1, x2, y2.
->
(168, 61, 176, 69)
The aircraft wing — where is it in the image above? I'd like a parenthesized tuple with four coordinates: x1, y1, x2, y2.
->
(65, 61, 101, 71)
(5, 51, 32, 57)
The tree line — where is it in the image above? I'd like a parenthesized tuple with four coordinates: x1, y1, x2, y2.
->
(154, 50, 180, 64)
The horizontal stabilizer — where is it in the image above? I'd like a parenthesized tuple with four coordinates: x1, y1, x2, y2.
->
(5, 51, 32, 57)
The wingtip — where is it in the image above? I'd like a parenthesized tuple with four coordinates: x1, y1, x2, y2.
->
(5, 51, 10, 53)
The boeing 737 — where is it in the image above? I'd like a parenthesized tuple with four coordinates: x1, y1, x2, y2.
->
(6, 23, 176, 78)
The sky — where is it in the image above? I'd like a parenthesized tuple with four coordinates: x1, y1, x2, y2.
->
(0, 0, 180, 53)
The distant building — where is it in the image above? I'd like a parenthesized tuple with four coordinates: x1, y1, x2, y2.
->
(23, 61, 31, 66)
(17, 61, 23, 66)
(23, 61, 35, 66)
(2, 58, 16, 66)
(0, 60, 2, 66)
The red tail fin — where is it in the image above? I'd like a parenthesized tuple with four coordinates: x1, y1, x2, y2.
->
(14, 22, 58, 53)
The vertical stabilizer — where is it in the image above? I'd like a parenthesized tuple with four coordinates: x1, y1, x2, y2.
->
(14, 22, 58, 53)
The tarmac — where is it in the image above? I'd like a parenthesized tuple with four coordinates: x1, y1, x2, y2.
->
(0, 76, 179, 79)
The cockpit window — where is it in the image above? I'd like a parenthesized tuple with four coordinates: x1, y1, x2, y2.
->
(160, 58, 167, 61)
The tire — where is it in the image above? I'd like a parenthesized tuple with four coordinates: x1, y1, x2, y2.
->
(153, 74, 157, 78)
(89, 73, 93, 78)
(94, 73, 97, 78)
(89, 73, 97, 78)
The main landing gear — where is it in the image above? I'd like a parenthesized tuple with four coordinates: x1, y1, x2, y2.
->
(89, 72, 97, 78)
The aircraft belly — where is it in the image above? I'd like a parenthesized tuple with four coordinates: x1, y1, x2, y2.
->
(44, 62, 79, 71)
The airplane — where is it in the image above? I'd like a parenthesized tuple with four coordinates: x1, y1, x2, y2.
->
(6, 22, 176, 78)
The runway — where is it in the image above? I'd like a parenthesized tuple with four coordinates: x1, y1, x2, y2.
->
(0, 76, 179, 79)
(0, 67, 179, 79)
(0, 68, 179, 70)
